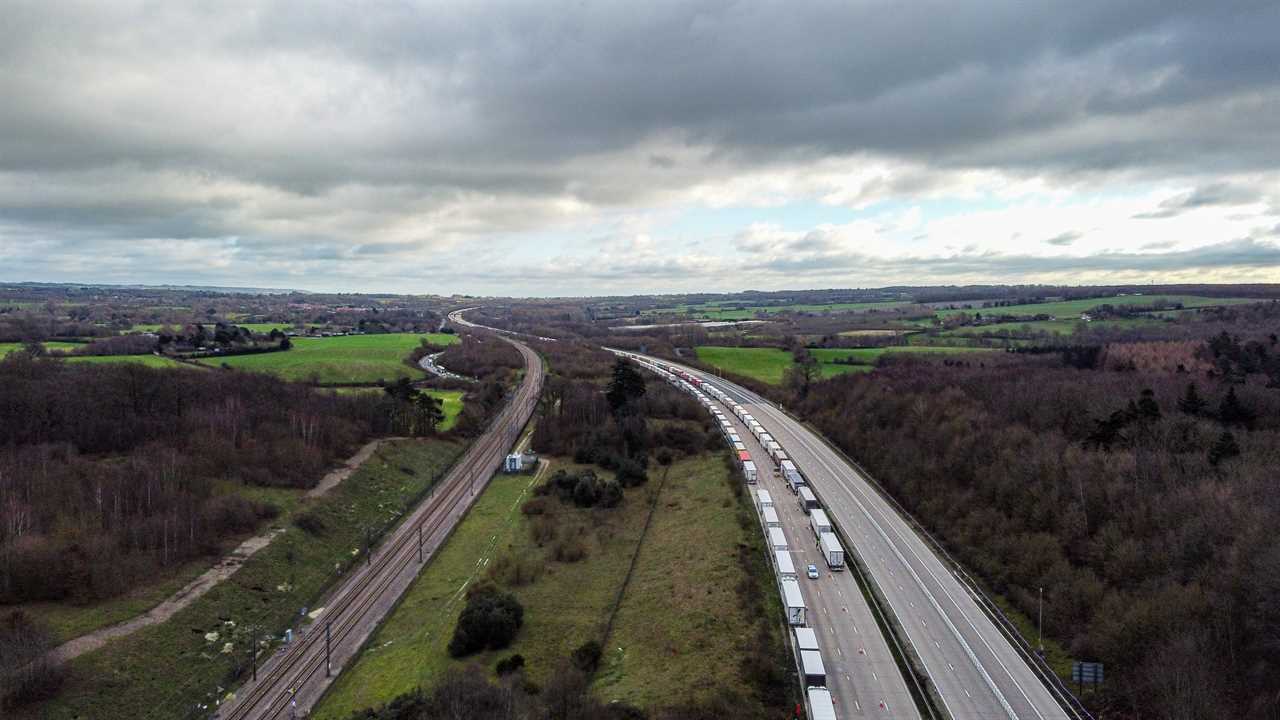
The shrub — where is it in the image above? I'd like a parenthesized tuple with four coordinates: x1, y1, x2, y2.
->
(615, 458, 647, 488)
(530, 516, 559, 545)
(521, 496, 550, 515)
(597, 479, 624, 508)
(293, 510, 327, 536)
(570, 639, 603, 674)
(552, 536, 588, 563)
(495, 654, 525, 676)
(447, 584, 524, 657)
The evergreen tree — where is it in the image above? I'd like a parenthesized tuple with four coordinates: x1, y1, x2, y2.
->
(1177, 382, 1207, 416)
(1208, 431, 1241, 466)
(1136, 388, 1161, 421)
(605, 359, 646, 413)
(1218, 386, 1255, 427)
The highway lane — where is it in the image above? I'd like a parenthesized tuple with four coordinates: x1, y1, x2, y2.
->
(631, 353, 1073, 720)
(722, 393, 919, 719)
(217, 336, 543, 720)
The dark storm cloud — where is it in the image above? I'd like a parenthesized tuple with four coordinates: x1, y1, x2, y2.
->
(2, 1, 1280, 291)
(1134, 182, 1265, 219)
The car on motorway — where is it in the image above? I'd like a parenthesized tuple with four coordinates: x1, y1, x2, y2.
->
(806, 563, 820, 580)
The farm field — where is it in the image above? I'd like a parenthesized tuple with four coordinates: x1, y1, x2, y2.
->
(64, 354, 189, 369)
(22, 438, 464, 720)
(0, 341, 83, 356)
(810, 346, 995, 364)
(652, 300, 910, 320)
(934, 294, 1255, 318)
(193, 332, 459, 383)
(939, 317, 1158, 337)
(318, 451, 774, 718)
(130, 322, 321, 333)
(695, 345, 986, 384)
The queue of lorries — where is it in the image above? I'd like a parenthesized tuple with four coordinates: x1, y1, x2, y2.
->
(613, 352, 841, 720)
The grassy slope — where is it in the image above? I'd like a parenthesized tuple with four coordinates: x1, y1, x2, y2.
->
(935, 294, 1254, 318)
(592, 454, 757, 706)
(24, 438, 463, 720)
(193, 333, 459, 384)
(318, 453, 772, 717)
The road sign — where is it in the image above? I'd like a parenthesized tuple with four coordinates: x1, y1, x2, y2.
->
(1072, 661, 1104, 685)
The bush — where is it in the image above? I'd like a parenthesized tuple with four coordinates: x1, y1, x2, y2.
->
(495, 654, 525, 676)
(293, 510, 327, 536)
(520, 496, 550, 515)
(615, 458, 647, 488)
(447, 584, 524, 658)
(552, 536, 588, 563)
(570, 640, 603, 674)
(598, 479, 624, 508)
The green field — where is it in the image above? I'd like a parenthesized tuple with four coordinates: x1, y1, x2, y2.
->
(25, 438, 463, 720)
(129, 322, 320, 333)
(694, 344, 992, 384)
(650, 300, 910, 320)
(0, 343, 189, 369)
(940, 317, 1158, 337)
(64, 354, 189, 369)
(935, 294, 1255, 319)
(194, 333, 459, 384)
(809, 346, 995, 364)
(0, 341, 83, 356)
(319, 453, 773, 717)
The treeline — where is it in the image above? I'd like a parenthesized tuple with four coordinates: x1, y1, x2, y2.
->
(532, 359, 718, 482)
(436, 334, 524, 381)
(795, 340, 1280, 716)
(0, 355, 430, 604)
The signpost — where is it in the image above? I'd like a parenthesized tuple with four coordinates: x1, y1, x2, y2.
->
(1072, 661, 1104, 693)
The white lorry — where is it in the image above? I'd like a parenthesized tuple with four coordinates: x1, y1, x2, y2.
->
(809, 509, 832, 540)
(781, 578, 807, 626)
(819, 532, 845, 570)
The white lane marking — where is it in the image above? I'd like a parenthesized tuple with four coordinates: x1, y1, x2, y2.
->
(749, 402, 1022, 720)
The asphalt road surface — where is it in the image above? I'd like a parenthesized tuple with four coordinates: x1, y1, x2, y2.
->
(623, 351, 1074, 720)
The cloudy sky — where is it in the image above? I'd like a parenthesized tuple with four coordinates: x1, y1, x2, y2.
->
(2, 1, 1279, 295)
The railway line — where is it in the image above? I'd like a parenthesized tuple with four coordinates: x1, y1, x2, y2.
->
(215, 335, 542, 720)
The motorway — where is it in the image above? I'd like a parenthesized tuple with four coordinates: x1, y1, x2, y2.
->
(626, 352, 1074, 720)
(722, 388, 919, 718)
(217, 334, 543, 720)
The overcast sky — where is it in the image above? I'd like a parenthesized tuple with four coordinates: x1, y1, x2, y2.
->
(2, 1, 1279, 295)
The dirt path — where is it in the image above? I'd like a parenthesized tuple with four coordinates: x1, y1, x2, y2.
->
(50, 437, 404, 663)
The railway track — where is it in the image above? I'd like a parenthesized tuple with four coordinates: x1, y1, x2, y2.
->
(215, 336, 542, 720)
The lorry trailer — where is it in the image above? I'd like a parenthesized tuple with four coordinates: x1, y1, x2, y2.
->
(756, 489, 773, 509)
(775, 550, 797, 580)
(762, 506, 781, 528)
(780, 460, 804, 490)
(797, 486, 819, 513)
(807, 688, 837, 720)
(800, 650, 827, 687)
(819, 532, 845, 570)
(768, 526, 788, 551)
(810, 509, 832, 539)
(781, 578, 807, 626)
(742, 460, 757, 484)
